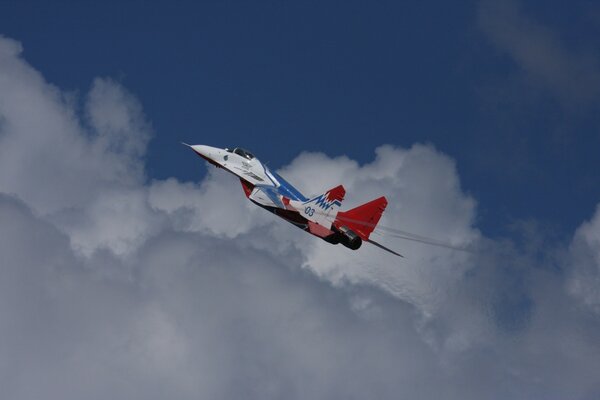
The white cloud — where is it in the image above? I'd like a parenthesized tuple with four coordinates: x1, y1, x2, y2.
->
(56, 188, 166, 257)
(2, 35, 600, 399)
(278, 144, 480, 319)
(0, 37, 148, 215)
(567, 205, 600, 311)
(86, 77, 150, 161)
(148, 172, 265, 238)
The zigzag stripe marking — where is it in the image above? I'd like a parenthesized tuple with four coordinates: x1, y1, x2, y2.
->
(310, 194, 342, 211)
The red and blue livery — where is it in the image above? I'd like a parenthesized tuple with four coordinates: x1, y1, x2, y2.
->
(186, 144, 402, 256)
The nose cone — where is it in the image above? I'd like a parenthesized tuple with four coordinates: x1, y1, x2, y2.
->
(188, 144, 227, 169)
(191, 145, 215, 159)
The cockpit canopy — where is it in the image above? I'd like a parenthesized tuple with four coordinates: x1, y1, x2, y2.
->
(227, 147, 255, 160)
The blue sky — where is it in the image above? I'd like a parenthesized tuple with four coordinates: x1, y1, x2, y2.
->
(2, 0, 599, 237)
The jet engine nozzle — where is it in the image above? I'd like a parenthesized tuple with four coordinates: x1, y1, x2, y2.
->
(338, 226, 362, 250)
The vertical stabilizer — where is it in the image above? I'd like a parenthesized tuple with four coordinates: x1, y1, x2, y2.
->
(291, 185, 345, 228)
(334, 196, 387, 240)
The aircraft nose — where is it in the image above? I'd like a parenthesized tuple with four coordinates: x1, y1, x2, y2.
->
(191, 145, 215, 159)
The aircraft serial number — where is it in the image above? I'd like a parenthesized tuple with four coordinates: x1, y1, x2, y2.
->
(304, 206, 315, 217)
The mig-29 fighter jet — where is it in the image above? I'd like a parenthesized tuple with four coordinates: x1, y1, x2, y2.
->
(185, 144, 402, 257)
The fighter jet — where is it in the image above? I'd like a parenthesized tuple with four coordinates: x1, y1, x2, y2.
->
(186, 144, 402, 257)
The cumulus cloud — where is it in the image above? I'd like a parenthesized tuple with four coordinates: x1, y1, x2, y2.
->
(0, 37, 147, 215)
(568, 205, 600, 311)
(2, 35, 600, 399)
(279, 145, 480, 316)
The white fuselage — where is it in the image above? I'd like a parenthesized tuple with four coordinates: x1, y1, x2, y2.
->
(187, 144, 400, 256)
(191, 145, 285, 208)
(191, 145, 270, 184)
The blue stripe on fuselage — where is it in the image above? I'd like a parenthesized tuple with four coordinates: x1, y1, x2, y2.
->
(260, 186, 285, 208)
(269, 171, 308, 202)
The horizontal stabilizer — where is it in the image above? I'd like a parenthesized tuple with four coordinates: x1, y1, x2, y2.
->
(367, 239, 404, 257)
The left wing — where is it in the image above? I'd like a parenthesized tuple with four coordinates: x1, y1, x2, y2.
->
(248, 185, 286, 208)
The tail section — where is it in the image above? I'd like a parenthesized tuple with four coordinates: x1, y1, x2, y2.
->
(334, 196, 388, 240)
(292, 185, 345, 228)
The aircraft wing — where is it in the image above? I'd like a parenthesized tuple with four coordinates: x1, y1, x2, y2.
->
(248, 185, 286, 209)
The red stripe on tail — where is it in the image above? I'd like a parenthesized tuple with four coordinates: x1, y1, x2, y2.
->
(334, 196, 388, 240)
(325, 185, 345, 202)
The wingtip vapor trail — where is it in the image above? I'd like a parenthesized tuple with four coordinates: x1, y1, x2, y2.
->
(311, 207, 476, 255)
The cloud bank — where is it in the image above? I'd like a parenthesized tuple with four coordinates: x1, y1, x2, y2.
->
(1, 35, 600, 399)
